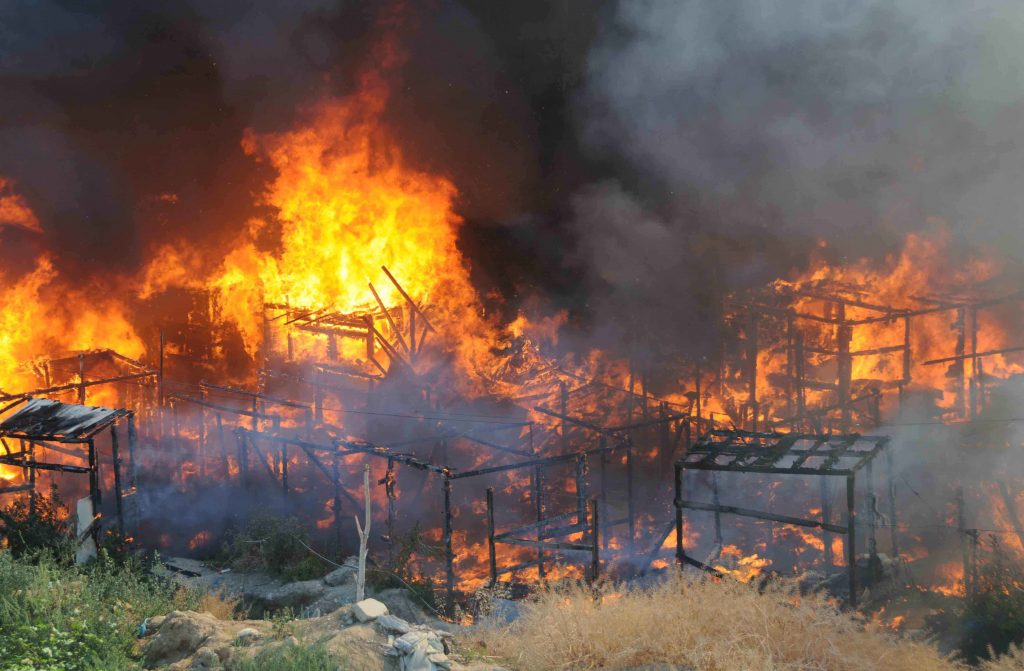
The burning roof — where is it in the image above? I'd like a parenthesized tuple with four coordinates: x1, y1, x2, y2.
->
(0, 398, 127, 442)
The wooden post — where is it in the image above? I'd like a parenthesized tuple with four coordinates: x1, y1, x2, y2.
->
(236, 432, 248, 489)
(216, 414, 228, 475)
(599, 437, 609, 550)
(626, 442, 636, 541)
(748, 312, 758, 432)
(486, 487, 497, 586)
(837, 304, 852, 430)
(900, 315, 911, 411)
(575, 454, 587, 530)
(865, 460, 878, 582)
(969, 306, 980, 418)
(711, 472, 723, 550)
(694, 363, 702, 441)
(280, 441, 288, 496)
(27, 440, 36, 514)
(127, 414, 138, 485)
(158, 330, 165, 408)
(955, 307, 967, 419)
(821, 476, 833, 577)
(87, 438, 100, 512)
(111, 425, 125, 531)
(659, 402, 671, 469)
(443, 473, 455, 615)
(885, 445, 899, 559)
(354, 464, 371, 602)
(957, 486, 971, 597)
(332, 451, 343, 547)
(795, 332, 806, 425)
(846, 474, 857, 609)
(534, 463, 546, 580)
(589, 498, 600, 583)
(77, 353, 86, 404)
(674, 462, 686, 567)
(560, 381, 569, 452)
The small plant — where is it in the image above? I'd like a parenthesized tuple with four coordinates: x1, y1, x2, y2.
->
(232, 639, 341, 671)
(0, 485, 76, 563)
(960, 535, 1024, 664)
(369, 522, 444, 616)
(268, 606, 297, 639)
(218, 514, 327, 581)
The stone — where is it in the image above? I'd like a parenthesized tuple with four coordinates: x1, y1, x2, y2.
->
(323, 559, 358, 586)
(234, 627, 261, 645)
(261, 579, 326, 610)
(142, 611, 219, 668)
(189, 646, 221, 670)
(376, 614, 412, 635)
(353, 598, 389, 622)
(304, 583, 357, 617)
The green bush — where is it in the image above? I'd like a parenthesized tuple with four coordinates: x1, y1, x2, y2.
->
(0, 549, 202, 670)
(0, 486, 76, 563)
(232, 640, 342, 671)
(218, 514, 327, 581)
(960, 535, 1024, 663)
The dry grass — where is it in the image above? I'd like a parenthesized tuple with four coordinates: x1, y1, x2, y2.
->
(983, 646, 1024, 670)
(474, 571, 964, 671)
(196, 589, 243, 619)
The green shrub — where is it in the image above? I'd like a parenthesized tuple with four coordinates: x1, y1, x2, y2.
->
(960, 535, 1024, 663)
(232, 640, 342, 671)
(0, 549, 202, 670)
(0, 486, 76, 563)
(218, 514, 327, 581)
(368, 522, 443, 615)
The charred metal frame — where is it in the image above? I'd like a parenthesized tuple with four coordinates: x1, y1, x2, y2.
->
(674, 429, 892, 609)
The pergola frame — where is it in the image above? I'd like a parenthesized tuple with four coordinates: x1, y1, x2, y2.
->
(674, 429, 893, 608)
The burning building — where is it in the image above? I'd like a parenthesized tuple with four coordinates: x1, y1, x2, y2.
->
(3, 0, 1024, 617)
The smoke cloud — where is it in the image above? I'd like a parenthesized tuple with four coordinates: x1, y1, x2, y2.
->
(569, 1, 1024, 356)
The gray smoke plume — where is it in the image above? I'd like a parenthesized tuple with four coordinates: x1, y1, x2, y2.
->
(570, 1, 1024, 358)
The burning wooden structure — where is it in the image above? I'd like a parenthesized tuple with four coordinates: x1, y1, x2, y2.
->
(0, 397, 138, 533)
(674, 429, 894, 607)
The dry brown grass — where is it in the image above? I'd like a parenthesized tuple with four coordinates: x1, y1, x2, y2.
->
(982, 646, 1024, 670)
(195, 589, 243, 620)
(474, 571, 964, 671)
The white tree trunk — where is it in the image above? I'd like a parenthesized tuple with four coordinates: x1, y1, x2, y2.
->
(354, 464, 371, 602)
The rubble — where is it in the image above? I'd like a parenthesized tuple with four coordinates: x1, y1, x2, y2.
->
(354, 597, 390, 621)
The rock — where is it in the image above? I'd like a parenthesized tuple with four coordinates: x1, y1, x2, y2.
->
(189, 646, 221, 670)
(323, 559, 358, 586)
(304, 583, 357, 616)
(142, 611, 220, 668)
(353, 598, 389, 622)
(395, 631, 450, 671)
(374, 588, 447, 628)
(234, 627, 261, 645)
(376, 614, 412, 634)
(144, 615, 166, 634)
(283, 635, 299, 647)
(261, 579, 327, 610)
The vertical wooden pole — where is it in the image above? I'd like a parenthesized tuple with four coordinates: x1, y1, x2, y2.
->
(575, 454, 587, 529)
(486, 487, 497, 587)
(711, 472, 723, 550)
(560, 381, 569, 452)
(900, 315, 911, 411)
(127, 414, 138, 485)
(694, 363, 702, 441)
(748, 312, 758, 432)
(821, 476, 833, 577)
(111, 425, 125, 531)
(77, 353, 86, 404)
(969, 306, 980, 418)
(27, 440, 36, 514)
(885, 445, 899, 559)
(280, 441, 288, 496)
(846, 474, 857, 609)
(957, 486, 971, 597)
(87, 438, 100, 511)
(626, 442, 636, 541)
(837, 304, 852, 431)
(865, 460, 878, 582)
(955, 307, 967, 419)
(589, 498, 600, 583)
(216, 413, 228, 475)
(674, 462, 686, 566)
(443, 473, 455, 615)
(534, 463, 546, 580)
(332, 451, 343, 547)
(236, 432, 248, 489)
